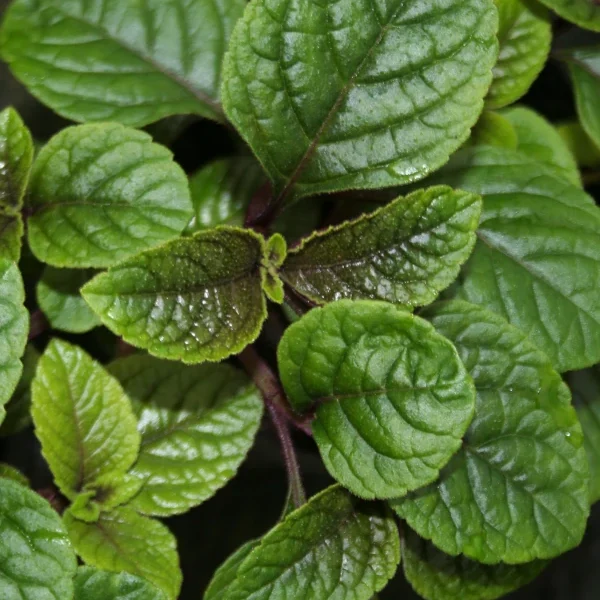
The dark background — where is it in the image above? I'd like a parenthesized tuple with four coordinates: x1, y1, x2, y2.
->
(1, 1, 599, 597)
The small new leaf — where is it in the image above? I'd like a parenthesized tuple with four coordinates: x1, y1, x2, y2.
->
(402, 528, 546, 600)
(64, 507, 181, 600)
(0, 478, 77, 599)
(27, 123, 192, 268)
(74, 566, 167, 600)
(278, 300, 475, 499)
(108, 355, 264, 516)
(281, 186, 481, 307)
(222, 0, 498, 203)
(82, 226, 268, 364)
(0, 0, 247, 125)
(0, 259, 28, 425)
(37, 267, 101, 333)
(486, 0, 551, 109)
(224, 485, 400, 600)
(31, 339, 141, 500)
(392, 301, 590, 564)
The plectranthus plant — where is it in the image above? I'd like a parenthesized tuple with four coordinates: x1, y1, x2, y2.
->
(0, 0, 599, 598)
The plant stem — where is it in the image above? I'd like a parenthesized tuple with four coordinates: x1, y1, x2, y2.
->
(28, 309, 48, 340)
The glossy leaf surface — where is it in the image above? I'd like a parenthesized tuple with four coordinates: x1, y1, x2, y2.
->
(74, 566, 167, 600)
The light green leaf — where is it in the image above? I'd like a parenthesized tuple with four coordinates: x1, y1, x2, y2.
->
(82, 227, 268, 364)
(563, 47, 600, 151)
(278, 300, 475, 499)
(402, 528, 546, 600)
(0, 0, 247, 126)
(64, 507, 181, 600)
(558, 121, 600, 168)
(108, 355, 263, 516)
(185, 157, 266, 234)
(74, 566, 167, 600)
(392, 300, 590, 564)
(37, 267, 101, 334)
(0, 260, 28, 425)
(426, 145, 600, 372)
(0, 478, 77, 600)
(0, 463, 29, 486)
(502, 105, 581, 186)
(0, 344, 39, 436)
(281, 186, 481, 307)
(31, 339, 141, 501)
(0, 106, 34, 210)
(486, 0, 551, 109)
(536, 0, 600, 31)
(222, 0, 499, 203)
(225, 485, 400, 600)
(27, 123, 192, 268)
(262, 233, 287, 304)
(469, 111, 518, 149)
(0, 210, 23, 262)
(204, 540, 259, 600)
(566, 366, 600, 504)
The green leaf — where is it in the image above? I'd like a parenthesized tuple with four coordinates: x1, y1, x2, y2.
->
(0, 259, 28, 425)
(486, 0, 551, 109)
(27, 123, 192, 268)
(222, 0, 499, 203)
(185, 157, 266, 234)
(204, 540, 259, 600)
(74, 566, 167, 600)
(502, 105, 581, 186)
(281, 186, 481, 307)
(0, 462, 29, 486)
(278, 300, 475, 499)
(0, 344, 39, 436)
(64, 506, 181, 600)
(558, 121, 600, 169)
(402, 528, 546, 600)
(37, 267, 101, 334)
(0, 478, 77, 599)
(0, 106, 34, 210)
(262, 233, 287, 304)
(0, 0, 247, 126)
(563, 47, 600, 151)
(426, 145, 600, 372)
(392, 300, 590, 564)
(31, 339, 141, 501)
(108, 355, 263, 516)
(566, 366, 600, 504)
(82, 227, 268, 364)
(225, 485, 400, 600)
(469, 111, 518, 149)
(0, 209, 23, 262)
(536, 0, 600, 31)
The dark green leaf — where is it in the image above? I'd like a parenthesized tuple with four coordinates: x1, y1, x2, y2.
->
(225, 485, 400, 600)
(567, 366, 600, 504)
(37, 267, 101, 333)
(427, 145, 600, 372)
(0, 259, 28, 425)
(402, 527, 546, 600)
(108, 355, 263, 516)
(222, 0, 499, 202)
(0, 209, 23, 262)
(185, 157, 265, 234)
(281, 186, 481, 307)
(64, 507, 181, 600)
(74, 566, 167, 600)
(278, 300, 475, 499)
(486, 0, 551, 109)
(0, 106, 33, 210)
(392, 301, 589, 564)
(27, 123, 192, 268)
(82, 227, 269, 364)
(0, 478, 77, 599)
(31, 339, 141, 501)
(204, 540, 259, 600)
(0, 462, 29, 486)
(0, 0, 247, 125)
(536, 0, 600, 31)
(502, 105, 581, 186)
